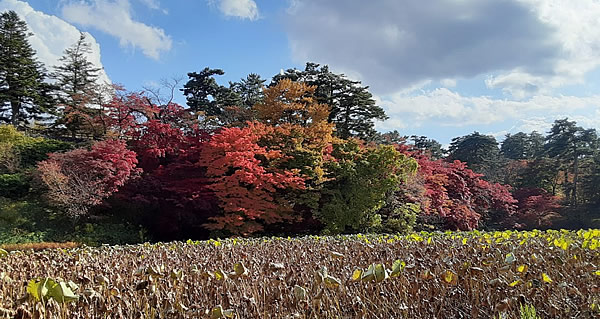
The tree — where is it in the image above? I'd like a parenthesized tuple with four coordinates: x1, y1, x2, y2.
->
(373, 130, 405, 145)
(448, 131, 502, 181)
(37, 140, 139, 217)
(318, 140, 418, 233)
(501, 131, 544, 160)
(254, 79, 333, 150)
(272, 62, 387, 139)
(230, 73, 265, 109)
(545, 118, 598, 205)
(198, 125, 306, 235)
(511, 188, 561, 229)
(408, 135, 445, 159)
(0, 11, 54, 127)
(181, 67, 241, 122)
(52, 33, 106, 138)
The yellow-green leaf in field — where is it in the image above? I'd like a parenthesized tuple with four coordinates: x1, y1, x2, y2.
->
(594, 270, 600, 276)
(517, 264, 528, 273)
(351, 269, 362, 281)
(462, 238, 468, 245)
(361, 264, 375, 282)
(542, 273, 552, 283)
(0, 249, 7, 258)
(27, 279, 47, 302)
(48, 281, 79, 303)
(293, 285, 306, 300)
(323, 275, 341, 288)
(211, 305, 234, 319)
(442, 270, 457, 285)
(374, 264, 388, 283)
(509, 280, 521, 287)
(232, 262, 248, 278)
(214, 269, 228, 281)
(390, 260, 406, 277)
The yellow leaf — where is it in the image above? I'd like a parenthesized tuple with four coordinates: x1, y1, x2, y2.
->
(232, 262, 248, 277)
(0, 249, 7, 258)
(462, 238, 467, 245)
(542, 273, 552, 283)
(214, 269, 227, 281)
(323, 275, 341, 289)
(351, 269, 362, 281)
(509, 280, 521, 287)
(517, 264, 528, 273)
(442, 270, 457, 285)
(593, 270, 600, 276)
(361, 264, 375, 282)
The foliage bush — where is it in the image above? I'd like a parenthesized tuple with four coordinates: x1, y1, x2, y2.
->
(0, 173, 29, 198)
(0, 125, 72, 168)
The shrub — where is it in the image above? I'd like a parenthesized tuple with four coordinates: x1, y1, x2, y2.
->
(0, 125, 72, 168)
(0, 173, 29, 198)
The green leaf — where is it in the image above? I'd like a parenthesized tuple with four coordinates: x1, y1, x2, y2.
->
(390, 260, 406, 277)
(361, 264, 375, 282)
(0, 249, 7, 258)
(48, 281, 79, 303)
(374, 264, 388, 283)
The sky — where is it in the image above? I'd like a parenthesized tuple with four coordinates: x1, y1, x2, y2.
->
(2, 0, 600, 144)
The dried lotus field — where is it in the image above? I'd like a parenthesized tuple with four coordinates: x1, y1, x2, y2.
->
(1, 230, 600, 318)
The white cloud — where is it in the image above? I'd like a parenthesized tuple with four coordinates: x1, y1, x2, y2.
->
(0, 0, 110, 85)
(485, 0, 600, 98)
(138, 0, 168, 14)
(61, 0, 172, 60)
(285, 0, 600, 100)
(380, 88, 600, 128)
(440, 79, 457, 88)
(210, 0, 259, 20)
(286, 0, 561, 94)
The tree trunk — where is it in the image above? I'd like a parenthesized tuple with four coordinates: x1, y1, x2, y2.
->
(10, 100, 19, 126)
(573, 154, 579, 206)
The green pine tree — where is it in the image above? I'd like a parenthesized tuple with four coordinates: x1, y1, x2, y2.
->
(52, 32, 105, 138)
(0, 11, 54, 128)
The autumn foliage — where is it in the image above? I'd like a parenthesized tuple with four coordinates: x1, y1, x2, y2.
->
(396, 146, 517, 230)
(34, 81, 524, 238)
(37, 139, 139, 216)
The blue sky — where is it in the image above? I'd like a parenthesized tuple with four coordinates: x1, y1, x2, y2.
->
(2, 0, 600, 144)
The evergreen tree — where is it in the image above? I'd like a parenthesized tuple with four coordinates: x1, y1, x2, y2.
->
(272, 62, 387, 139)
(230, 73, 265, 109)
(52, 32, 104, 137)
(408, 135, 445, 159)
(0, 11, 54, 127)
(181, 67, 241, 118)
(448, 132, 502, 180)
(545, 118, 598, 205)
(501, 131, 545, 160)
